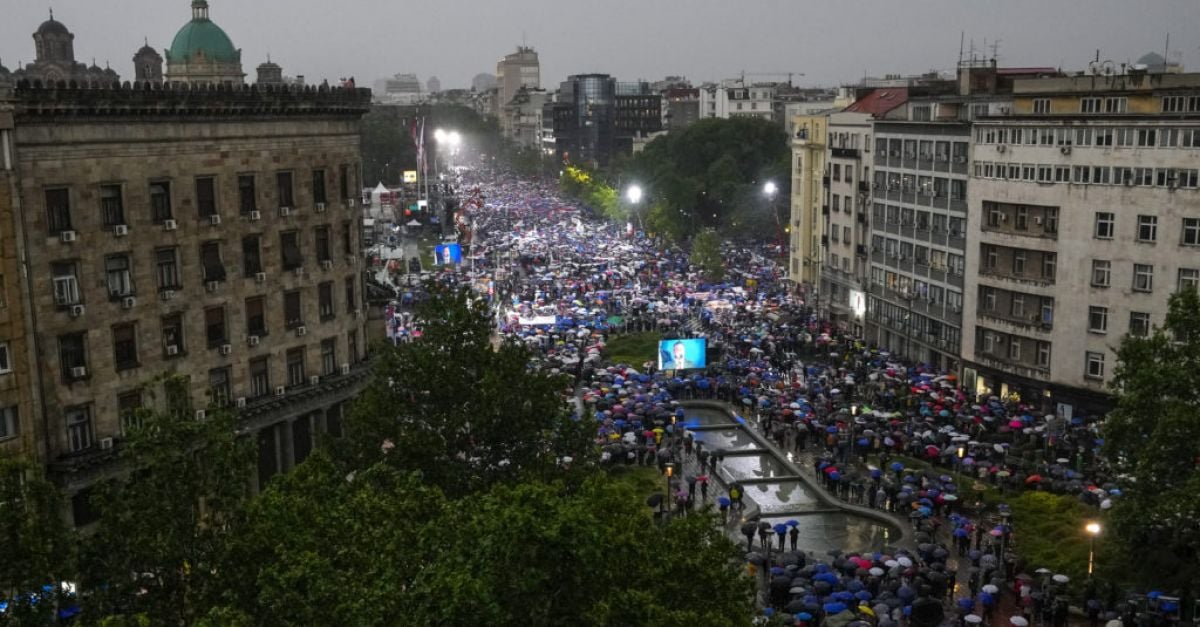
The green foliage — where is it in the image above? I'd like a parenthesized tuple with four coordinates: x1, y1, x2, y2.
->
(0, 455, 74, 625)
(361, 104, 500, 186)
(79, 407, 254, 625)
(623, 117, 789, 239)
(691, 229, 726, 281)
(337, 283, 592, 498)
(1102, 288, 1200, 595)
(603, 332, 661, 366)
(559, 166, 626, 222)
(1006, 491, 1097, 585)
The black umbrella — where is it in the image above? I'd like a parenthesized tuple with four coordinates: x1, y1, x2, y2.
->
(741, 522, 759, 537)
(645, 493, 664, 507)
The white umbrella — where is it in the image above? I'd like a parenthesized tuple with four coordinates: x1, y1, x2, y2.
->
(982, 584, 999, 594)
(1052, 574, 1070, 584)
(1010, 618, 1029, 627)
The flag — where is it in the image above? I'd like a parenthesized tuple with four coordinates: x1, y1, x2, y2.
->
(410, 117, 426, 177)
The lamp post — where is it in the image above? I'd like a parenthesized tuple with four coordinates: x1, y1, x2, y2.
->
(1085, 521, 1101, 577)
(663, 462, 675, 520)
(763, 181, 783, 246)
(626, 184, 644, 232)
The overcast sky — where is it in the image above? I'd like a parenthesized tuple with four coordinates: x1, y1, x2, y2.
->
(3, 0, 1199, 89)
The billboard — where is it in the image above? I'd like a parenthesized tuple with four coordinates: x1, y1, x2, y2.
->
(658, 338, 707, 371)
(434, 242, 462, 265)
(403, 170, 418, 184)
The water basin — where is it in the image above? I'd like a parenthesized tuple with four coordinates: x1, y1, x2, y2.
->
(753, 513, 897, 554)
(681, 407, 739, 428)
(691, 429, 762, 454)
(719, 454, 796, 482)
(741, 480, 823, 513)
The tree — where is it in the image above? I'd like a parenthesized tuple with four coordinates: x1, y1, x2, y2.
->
(690, 229, 725, 281)
(0, 455, 75, 626)
(1103, 288, 1200, 595)
(337, 284, 592, 497)
(79, 404, 254, 625)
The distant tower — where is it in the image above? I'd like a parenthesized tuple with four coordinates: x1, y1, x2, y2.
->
(33, 10, 76, 66)
(165, 0, 245, 85)
(427, 75, 441, 94)
(256, 58, 283, 86)
(133, 39, 164, 84)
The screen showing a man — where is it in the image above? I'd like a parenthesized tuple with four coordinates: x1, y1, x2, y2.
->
(434, 243, 461, 265)
(658, 338, 707, 370)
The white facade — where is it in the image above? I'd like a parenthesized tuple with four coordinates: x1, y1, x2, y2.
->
(501, 88, 550, 150)
(700, 80, 776, 120)
(964, 119, 1200, 402)
(496, 47, 540, 110)
(820, 111, 874, 335)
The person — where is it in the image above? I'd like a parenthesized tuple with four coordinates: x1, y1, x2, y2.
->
(729, 483, 743, 511)
(910, 586, 945, 627)
(665, 341, 694, 370)
(788, 525, 799, 551)
(441, 245, 454, 266)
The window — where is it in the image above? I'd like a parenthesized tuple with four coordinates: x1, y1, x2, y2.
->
(319, 282, 335, 320)
(249, 357, 271, 398)
(1081, 97, 1101, 114)
(1008, 338, 1021, 361)
(100, 184, 125, 227)
(118, 391, 143, 435)
(1088, 306, 1108, 333)
(105, 254, 134, 298)
(1137, 129, 1158, 147)
(315, 226, 332, 262)
(162, 314, 184, 356)
(339, 164, 351, 201)
(1042, 253, 1057, 280)
(201, 241, 226, 282)
(112, 323, 139, 370)
(1129, 312, 1151, 338)
(321, 338, 337, 376)
(1085, 351, 1106, 380)
(59, 332, 87, 380)
(1137, 215, 1158, 242)
(832, 164, 841, 181)
(246, 296, 267, 336)
(156, 248, 181, 290)
(1044, 208, 1059, 234)
(1094, 212, 1115, 239)
(987, 203, 1003, 227)
(150, 181, 173, 223)
(238, 174, 257, 215)
(1036, 342, 1051, 368)
(52, 262, 80, 307)
(985, 246, 998, 271)
(286, 347, 307, 387)
(0, 407, 17, 442)
(1012, 251, 1026, 275)
(1041, 298, 1055, 325)
(196, 176, 217, 218)
(284, 290, 303, 328)
(1163, 96, 1187, 113)
(1011, 294, 1025, 318)
(1104, 97, 1128, 114)
(281, 231, 303, 270)
(66, 406, 93, 452)
(205, 306, 227, 348)
(1091, 260, 1111, 287)
(348, 330, 358, 363)
(312, 169, 327, 205)
(1182, 218, 1200, 246)
(276, 171, 295, 208)
(1032, 98, 1051, 114)
(1133, 264, 1154, 292)
(345, 276, 357, 314)
(45, 188, 72, 234)
(342, 221, 354, 257)
(242, 235, 263, 276)
(1178, 268, 1200, 292)
(982, 332, 996, 354)
(982, 287, 996, 311)
(1015, 206, 1028, 230)
(0, 343, 10, 374)
(165, 377, 191, 419)
(208, 367, 232, 408)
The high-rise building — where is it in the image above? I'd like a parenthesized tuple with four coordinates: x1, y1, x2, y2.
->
(552, 75, 663, 168)
(819, 111, 875, 336)
(496, 47, 540, 110)
(962, 70, 1200, 415)
(164, 0, 244, 85)
(789, 115, 828, 289)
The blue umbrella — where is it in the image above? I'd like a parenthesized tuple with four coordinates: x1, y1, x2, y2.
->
(870, 468, 882, 478)
(856, 590, 874, 601)
(833, 591, 855, 602)
(771, 566, 787, 575)
(826, 426, 839, 433)
(718, 496, 731, 507)
(786, 519, 800, 527)
(953, 528, 969, 538)
(956, 598, 975, 611)
(890, 462, 904, 471)
(825, 602, 849, 614)
(775, 524, 789, 535)
(797, 612, 813, 621)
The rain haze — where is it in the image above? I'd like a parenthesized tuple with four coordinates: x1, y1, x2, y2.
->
(3, 0, 1199, 88)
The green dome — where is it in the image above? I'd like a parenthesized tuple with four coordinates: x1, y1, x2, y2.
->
(167, 4, 239, 64)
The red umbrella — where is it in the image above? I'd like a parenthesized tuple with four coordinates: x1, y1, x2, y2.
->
(1025, 475, 1043, 484)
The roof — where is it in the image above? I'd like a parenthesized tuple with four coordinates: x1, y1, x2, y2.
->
(36, 18, 70, 36)
(995, 67, 1058, 76)
(167, 3, 239, 64)
(844, 88, 909, 117)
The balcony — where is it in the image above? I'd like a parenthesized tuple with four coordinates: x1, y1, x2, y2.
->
(822, 175, 831, 187)
(821, 235, 830, 248)
(856, 212, 867, 225)
(858, 181, 870, 194)
(822, 204, 830, 216)
(831, 147, 861, 159)
(856, 244, 868, 257)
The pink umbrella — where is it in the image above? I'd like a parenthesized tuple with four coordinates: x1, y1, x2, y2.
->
(1008, 419, 1023, 429)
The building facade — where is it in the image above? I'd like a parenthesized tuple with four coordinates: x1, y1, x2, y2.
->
(819, 111, 874, 335)
(496, 46, 540, 111)
(164, 1, 244, 85)
(11, 13, 120, 86)
(662, 87, 700, 132)
(789, 115, 827, 288)
(701, 80, 777, 121)
(962, 71, 1200, 414)
(501, 87, 550, 150)
(7, 79, 372, 521)
(553, 74, 616, 168)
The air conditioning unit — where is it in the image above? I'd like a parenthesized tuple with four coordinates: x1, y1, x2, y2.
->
(114, 224, 129, 236)
(163, 219, 178, 231)
(296, 326, 307, 337)
(249, 210, 262, 221)
(195, 410, 207, 421)
(340, 363, 351, 375)
(219, 344, 232, 355)
(209, 215, 222, 226)
(293, 267, 305, 278)
(206, 281, 219, 293)
(161, 290, 176, 301)
(354, 309, 363, 319)
(345, 199, 357, 209)
(122, 296, 136, 309)
(1000, 214, 1008, 222)
(166, 344, 180, 356)
(1034, 216, 1044, 226)
(322, 260, 334, 271)
(275, 386, 286, 397)
(255, 272, 267, 283)
(69, 304, 85, 317)
(309, 375, 320, 386)
(60, 230, 77, 243)
(280, 207, 292, 217)
(248, 335, 260, 346)
(70, 366, 88, 378)
(99, 437, 114, 450)
(996, 145, 1007, 153)
(235, 397, 247, 408)
(1060, 146, 1072, 155)
(316, 202, 327, 213)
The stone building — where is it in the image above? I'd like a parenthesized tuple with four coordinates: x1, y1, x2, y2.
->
(133, 41, 164, 84)
(165, 0, 245, 85)
(5, 77, 372, 522)
(11, 12, 120, 86)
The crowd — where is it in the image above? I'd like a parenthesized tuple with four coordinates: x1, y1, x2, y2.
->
(388, 166, 1174, 627)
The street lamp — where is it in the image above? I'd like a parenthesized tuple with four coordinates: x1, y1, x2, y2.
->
(1085, 521, 1101, 576)
(663, 462, 675, 520)
(626, 184, 643, 205)
(763, 181, 779, 198)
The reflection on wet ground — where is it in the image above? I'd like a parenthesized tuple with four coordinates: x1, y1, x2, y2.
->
(691, 429, 762, 453)
(750, 514, 896, 554)
(742, 481, 823, 513)
(681, 407, 741, 428)
(719, 454, 795, 482)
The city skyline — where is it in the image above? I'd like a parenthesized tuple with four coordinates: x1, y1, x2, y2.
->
(1, 0, 1197, 89)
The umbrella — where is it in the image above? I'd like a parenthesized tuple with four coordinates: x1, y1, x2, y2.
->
(646, 493, 664, 507)
(1010, 617, 1030, 627)
(718, 496, 731, 507)
(1052, 574, 1069, 584)
(982, 584, 999, 594)
(869, 567, 884, 576)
